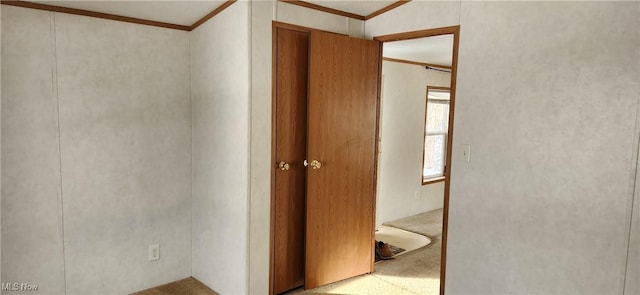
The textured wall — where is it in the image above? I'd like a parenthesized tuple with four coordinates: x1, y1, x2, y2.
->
(191, 2, 250, 294)
(367, 1, 640, 294)
(1, 7, 66, 294)
(2, 6, 191, 294)
(626, 4, 640, 292)
(248, 1, 274, 294)
(449, 3, 638, 293)
(55, 13, 191, 295)
(377, 61, 450, 225)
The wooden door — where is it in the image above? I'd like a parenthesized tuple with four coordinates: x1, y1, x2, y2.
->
(305, 31, 381, 289)
(273, 27, 309, 294)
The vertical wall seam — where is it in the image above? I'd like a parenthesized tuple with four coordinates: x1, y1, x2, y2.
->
(50, 11, 67, 295)
(363, 17, 366, 37)
(458, 0, 462, 25)
(188, 31, 194, 279)
(273, 0, 278, 22)
(346, 17, 350, 37)
(246, 2, 253, 292)
(0, 2, 2, 286)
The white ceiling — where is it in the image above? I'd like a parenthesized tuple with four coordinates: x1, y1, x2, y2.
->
(35, 1, 228, 26)
(31, 1, 402, 27)
(383, 34, 454, 66)
(32, 1, 452, 65)
(305, 0, 397, 17)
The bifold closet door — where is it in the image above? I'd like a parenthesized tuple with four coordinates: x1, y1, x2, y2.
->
(273, 27, 309, 294)
(305, 31, 381, 289)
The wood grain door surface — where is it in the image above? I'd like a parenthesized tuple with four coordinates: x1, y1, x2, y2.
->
(273, 27, 309, 294)
(305, 31, 381, 289)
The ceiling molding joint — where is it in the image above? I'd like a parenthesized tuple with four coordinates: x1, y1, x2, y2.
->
(365, 0, 411, 21)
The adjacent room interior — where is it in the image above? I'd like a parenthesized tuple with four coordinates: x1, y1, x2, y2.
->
(1, 1, 639, 295)
(372, 33, 455, 294)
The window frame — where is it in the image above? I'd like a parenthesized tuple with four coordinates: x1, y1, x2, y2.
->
(422, 86, 451, 185)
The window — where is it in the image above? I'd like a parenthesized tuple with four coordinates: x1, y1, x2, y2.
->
(422, 87, 450, 184)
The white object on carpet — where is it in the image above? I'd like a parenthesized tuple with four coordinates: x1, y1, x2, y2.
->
(374, 225, 431, 258)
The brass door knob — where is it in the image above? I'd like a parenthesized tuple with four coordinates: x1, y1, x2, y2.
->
(278, 161, 290, 171)
(310, 160, 322, 170)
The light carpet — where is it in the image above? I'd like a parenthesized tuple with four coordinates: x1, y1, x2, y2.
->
(288, 208, 444, 295)
(383, 208, 443, 238)
(131, 277, 218, 295)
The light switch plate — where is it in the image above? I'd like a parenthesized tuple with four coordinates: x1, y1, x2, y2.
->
(462, 144, 471, 162)
(149, 244, 160, 261)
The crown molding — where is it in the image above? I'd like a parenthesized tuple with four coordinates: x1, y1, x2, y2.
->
(0, 0, 237, 32)
(278, 0, 365, 20)
(278, 0, 411, 22)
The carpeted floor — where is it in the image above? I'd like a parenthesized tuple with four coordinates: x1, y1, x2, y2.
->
(286, 208, 443, 295)
(131, 277, 218, 295)
(136, 209, 444, 295)
(384, 208, 443, 238)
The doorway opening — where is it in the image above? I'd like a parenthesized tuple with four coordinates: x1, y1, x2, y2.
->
(372, 26, 460, 295)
